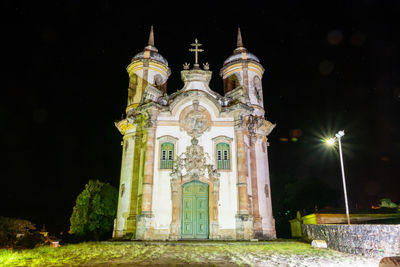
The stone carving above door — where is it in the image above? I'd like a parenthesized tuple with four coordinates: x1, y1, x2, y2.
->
(180, 100, 212, 138)
(169, 137, 221, 240)
(171, 137, 219, 182)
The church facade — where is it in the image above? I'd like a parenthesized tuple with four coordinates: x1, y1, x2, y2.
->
(113, 27, 276, 240)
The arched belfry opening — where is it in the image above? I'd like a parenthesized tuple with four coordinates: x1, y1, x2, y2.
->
(127, 74, 138, 105)
(223, 74, 240, 94)
(154, 74, 167, 93)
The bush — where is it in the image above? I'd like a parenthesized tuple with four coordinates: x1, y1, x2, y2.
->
(0, 217, 36, 247)
(15, 231, 46, 249)
(69, 180, 118, 240)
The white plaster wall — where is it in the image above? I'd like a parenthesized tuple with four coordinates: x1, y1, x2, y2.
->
(182, 81, 208, 91)
(151, 99, 238, 231)
(152, 126, 180, 230)
(203, 126, 237, 230)
(255, 140, 273, 230)
(247, 72, 264, 108)
(147, 67, 168, 84)
(116, 136, 135, 231)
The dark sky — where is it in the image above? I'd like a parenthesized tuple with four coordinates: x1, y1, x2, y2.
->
(2, 1, 400, 232)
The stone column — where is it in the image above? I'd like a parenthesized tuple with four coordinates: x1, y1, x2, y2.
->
(235, 127, 249, 215)
(250, 135, 262, 238)
(234, 118, 253, 240)
(114, 133, 137, 239)
(136, 110, 158, 240)
(210, 177, 220, 240)
(169, 178, 180, 240)
(242, 62, 249, 94)
(262, 138, 276, 239)
(141, 125, 156, 213)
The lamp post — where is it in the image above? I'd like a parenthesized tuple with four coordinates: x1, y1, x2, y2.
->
(326, 130, 350, 225)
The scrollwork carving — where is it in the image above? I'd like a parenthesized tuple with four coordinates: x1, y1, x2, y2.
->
(247, 115, 276, 137)
(170, 137, 219, 182)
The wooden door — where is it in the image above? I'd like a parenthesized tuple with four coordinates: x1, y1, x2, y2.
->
(181, 181, 209, 239)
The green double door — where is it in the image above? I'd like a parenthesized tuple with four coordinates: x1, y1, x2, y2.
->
(181, 180, 209, 239)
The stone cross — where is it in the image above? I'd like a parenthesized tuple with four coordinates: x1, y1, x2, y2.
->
(189, 38, 204, 67)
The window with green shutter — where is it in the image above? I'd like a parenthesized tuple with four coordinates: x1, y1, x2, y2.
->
(160, 142, 174, 169)
(216, 142, 230, 169)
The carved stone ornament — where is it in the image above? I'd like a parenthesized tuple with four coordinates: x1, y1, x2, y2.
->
(180, 100, 211, 138)
(247, 115, 276, 136)
(170, 137, 220, 182)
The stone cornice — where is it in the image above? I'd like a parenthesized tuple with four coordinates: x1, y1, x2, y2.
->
(220, 60, 265, 78)
(114, 119, 135, 135)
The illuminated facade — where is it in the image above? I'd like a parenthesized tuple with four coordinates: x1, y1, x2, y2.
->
(113, 26, 276, 240)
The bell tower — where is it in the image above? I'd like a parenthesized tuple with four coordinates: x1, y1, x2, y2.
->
(220, 28, 276, 239)
(220, 27, 265, 117)
(126, 25, 171, 112)
(113, 26, 170, 239)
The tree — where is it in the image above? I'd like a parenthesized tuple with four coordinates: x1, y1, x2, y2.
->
(69, 180, 118, 240)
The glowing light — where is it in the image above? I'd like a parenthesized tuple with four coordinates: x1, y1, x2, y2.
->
(326, 138, 336, 146)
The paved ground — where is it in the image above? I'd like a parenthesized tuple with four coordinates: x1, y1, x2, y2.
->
(1, 240, 383, 266)
(106, 241, 382, 267)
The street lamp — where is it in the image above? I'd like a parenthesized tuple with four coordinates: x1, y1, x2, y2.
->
(325, 130, 350, 225)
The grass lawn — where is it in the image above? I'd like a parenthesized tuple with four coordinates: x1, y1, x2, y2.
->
(0, 240, 380, 266)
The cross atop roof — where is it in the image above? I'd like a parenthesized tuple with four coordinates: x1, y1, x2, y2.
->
(189, 38, 204, 68)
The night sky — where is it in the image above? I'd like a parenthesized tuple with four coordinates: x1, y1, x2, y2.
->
(2, 1, 400, 233)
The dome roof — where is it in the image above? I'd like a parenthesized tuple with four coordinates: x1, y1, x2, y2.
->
(223, 49, 260, 66)
(132, 47, 168, 66)
(131, 25, 168, 66)
(223, 28, 260, 66)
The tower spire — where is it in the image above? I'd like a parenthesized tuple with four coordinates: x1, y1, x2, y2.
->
(148, 25, 155, 47)
(237, 26, 243, 48)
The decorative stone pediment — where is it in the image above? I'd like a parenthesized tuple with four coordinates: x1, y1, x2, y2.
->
(171, 137, 219, 182)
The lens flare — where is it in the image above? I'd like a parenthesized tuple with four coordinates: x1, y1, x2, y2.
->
(326, 138, 336, 146)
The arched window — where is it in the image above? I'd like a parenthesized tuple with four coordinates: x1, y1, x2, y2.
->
(253, 76, 262, 102)
(216, 142, 230, 169)
(223, 74, 240, 94)
(128, 74, 138, 105)
(154, 74, 167, 93)
(160, 142, 174, 169)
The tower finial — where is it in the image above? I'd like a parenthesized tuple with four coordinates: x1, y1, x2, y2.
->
(148, 25, 155, 46)
(237, 26, 243, 48)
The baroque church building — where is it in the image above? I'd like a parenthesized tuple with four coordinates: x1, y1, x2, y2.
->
(113, 27, 276, 240)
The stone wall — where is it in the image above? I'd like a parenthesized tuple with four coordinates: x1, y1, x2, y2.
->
(302, 224, 400, 257)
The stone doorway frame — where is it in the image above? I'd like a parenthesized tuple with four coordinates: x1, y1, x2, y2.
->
(169, 175, 220, 240)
